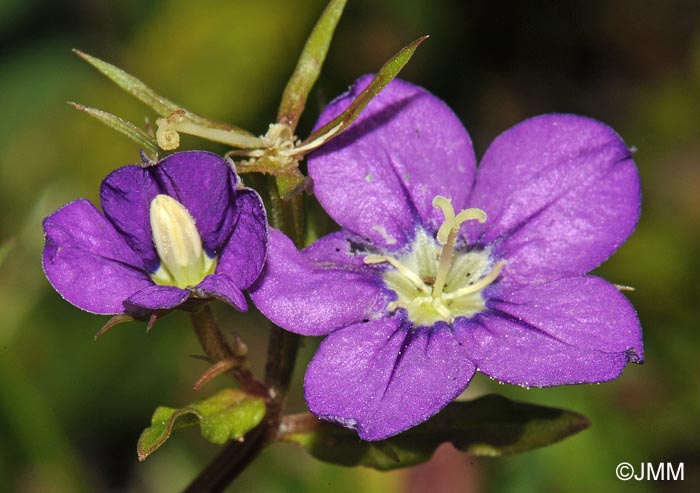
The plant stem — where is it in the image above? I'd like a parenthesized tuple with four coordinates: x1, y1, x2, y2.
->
(189, 305, 267, 397)
(277, 412, 322, 438)
(184, 179, 305, 493)
(263, 177, 303, 427)
(183, 423, 266, 493)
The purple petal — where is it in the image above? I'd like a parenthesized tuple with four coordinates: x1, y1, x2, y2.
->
(217, 188, 267, 290)
(152, 151, 238, 256)
(308, 76, 476, 249)
(124, 285, 189, 311)
(194, 274, 247, 311)
(488, 276, 643, 361)
(303, 230, 374, 268)
(249, 229, 388, 336)
(100, 165, 162, 271)
(304, 318, 476, 440)
(101, 152, 238, 269)
(42, 199, 152, 314)
(455, 313, 632, 387)
(467, 114, 641, 284)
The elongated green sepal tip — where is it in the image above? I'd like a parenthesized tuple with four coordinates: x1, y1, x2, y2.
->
(300, 35, 429, 150)
(69, 101, 159, 161)
(277, 0, 348, 129)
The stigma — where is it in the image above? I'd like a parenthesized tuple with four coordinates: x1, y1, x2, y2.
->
(364, 195, 505, 326)
(149, 194, 216, 288)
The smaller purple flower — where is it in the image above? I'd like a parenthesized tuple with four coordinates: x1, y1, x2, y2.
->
(251, 76, 644, 441)
(43, 151, 267, 317)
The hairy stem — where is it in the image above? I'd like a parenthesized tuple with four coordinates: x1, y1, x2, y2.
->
(189, 305, 267, 397)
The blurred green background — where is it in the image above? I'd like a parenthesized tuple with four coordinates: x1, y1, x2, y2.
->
(1, 0, 699, 491)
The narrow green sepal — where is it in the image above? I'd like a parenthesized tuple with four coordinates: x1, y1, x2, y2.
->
(69, 102, 159, 161)
(137, 388, 266, 461)
(73, 50, 256, 136)
(277, 0, 347, 130)
(300, 35, 428, 149)
(279, 395, 590, 470)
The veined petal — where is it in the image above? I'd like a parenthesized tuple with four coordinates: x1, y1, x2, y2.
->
(308, 76, 476, 249)
(217, 188, 268, 290)
(488, 276, 643, 361)
(42, 199, 152, 314)
(304, 318, 476, 441)
(152, 151, 238, 256)
(303, 230, 374, 268)
(100, 152, 238, 270)
(466, 114, 641, 284)
(100, 165, 162, 271)
(249, 229, 388, 336)
(455, 313, 632, 387)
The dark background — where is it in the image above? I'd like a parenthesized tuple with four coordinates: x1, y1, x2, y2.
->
(0, 0, 698, 491)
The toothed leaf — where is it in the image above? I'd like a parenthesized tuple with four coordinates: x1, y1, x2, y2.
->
(137, 388, 266, 461)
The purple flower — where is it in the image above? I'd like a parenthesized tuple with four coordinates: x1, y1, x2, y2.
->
(43, 151, 267, 317)
(251, 76, 643, 440)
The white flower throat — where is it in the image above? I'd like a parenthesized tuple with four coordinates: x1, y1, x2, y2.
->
(364, 196, 505, 326)
(149, 194, 216, 288)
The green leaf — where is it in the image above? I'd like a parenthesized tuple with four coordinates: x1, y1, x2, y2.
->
(74, 50, 256, 136)
(137, 388, 266, 461)
(277, 0, 347, 130)
(280, 394, 590, 470)
(68, 102, 159, 161)
(299, 35, 428, 149)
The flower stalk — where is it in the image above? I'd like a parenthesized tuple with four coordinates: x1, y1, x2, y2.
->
(189, 305, 267, 397)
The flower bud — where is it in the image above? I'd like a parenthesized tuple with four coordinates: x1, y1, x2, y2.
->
(149, 194, 214, 288)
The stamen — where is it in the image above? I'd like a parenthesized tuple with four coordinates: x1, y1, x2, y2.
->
(364, 254, 431, 294)
(431, 196, 487, 298)
(443, 261, 506, 300)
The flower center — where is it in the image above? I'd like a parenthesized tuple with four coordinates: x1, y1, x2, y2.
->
(364, 196, 505, 326)
(149, 194, 216, 288)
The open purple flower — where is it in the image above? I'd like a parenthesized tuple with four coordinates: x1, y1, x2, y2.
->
(251, 76, 643, 440)
(43, 151, 267, 317)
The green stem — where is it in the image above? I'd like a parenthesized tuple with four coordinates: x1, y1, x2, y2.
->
(263, 176, 303, 421)
(182, 423, 266, 493)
